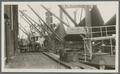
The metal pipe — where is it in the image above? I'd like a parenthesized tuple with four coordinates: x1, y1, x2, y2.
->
(19, 23, 28, 34)
(38, 20, 51, 35)
(19, 26, 29, 36)
(27, 5, 63, 42)
(19, 11, 44, 37)
(20, 10, 52, 43)
(24, 16, 44, 36)
(20, 11, 48, 35)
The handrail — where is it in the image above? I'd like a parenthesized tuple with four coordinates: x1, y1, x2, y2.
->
(91, 30, 116, 34)
(88, 25, 115, 28)
(83, 25, 116, 60)
(87, 25, 116, 38)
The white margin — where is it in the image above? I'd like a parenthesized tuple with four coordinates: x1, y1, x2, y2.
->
(1, 1, 119, 73)
(1, 1, 5, 72)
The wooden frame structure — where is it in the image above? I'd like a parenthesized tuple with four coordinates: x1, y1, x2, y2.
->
(59, 5, 93, 60)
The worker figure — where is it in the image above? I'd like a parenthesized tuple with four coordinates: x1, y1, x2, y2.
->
(36, 36, 45, 50)
(99, 60, 105, 70)
(97, 48, 105, 70)
(98, 49, 102, 53)
(59, 48, 65, 61)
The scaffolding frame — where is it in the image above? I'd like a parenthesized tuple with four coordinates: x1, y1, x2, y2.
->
(83, 25, 116, 62)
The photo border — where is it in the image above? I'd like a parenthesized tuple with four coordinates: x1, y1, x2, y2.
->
(0, 0, 119, 74)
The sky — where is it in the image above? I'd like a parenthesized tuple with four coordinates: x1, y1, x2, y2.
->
(18, 2, 118, 38)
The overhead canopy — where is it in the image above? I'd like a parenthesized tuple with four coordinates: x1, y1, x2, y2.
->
(53, 24, 86, 41)
(64, 27, 86, 41)
(66, 27, 86, 35)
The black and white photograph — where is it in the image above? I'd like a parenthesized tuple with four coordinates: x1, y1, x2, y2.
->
(1, 1, 119, 72)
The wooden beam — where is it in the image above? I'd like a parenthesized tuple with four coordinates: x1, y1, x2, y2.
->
(84, 36, 115, 40)
(63, 5, 92, 9)
(85, 5, 92, 28)
(84, 5, 92, 60)
(58, 5, 78, 26)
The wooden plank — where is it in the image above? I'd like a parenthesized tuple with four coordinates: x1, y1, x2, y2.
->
(71, 62, 97, 69)
(43, 52, 97, 69)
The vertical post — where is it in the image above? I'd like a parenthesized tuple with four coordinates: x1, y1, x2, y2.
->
(100, 26, 102, 37)
(84, 5, 92, 60)
(11, 5, 13, 30)
(74, 10, 77, 23)
(110, 38, 113, 55)
(59, 7, 64, 57)
(4, 5, 17, 63)
(13, 5, 18, 55)
(90, 27, 92, 38)
(10, 5, 15, 56)
(84, 40, 87, 62)
(105, 26, 108, 36)
(100, 26, 104, 45)
(85, 5, 91, 28)
(60, 8, 63, 25)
